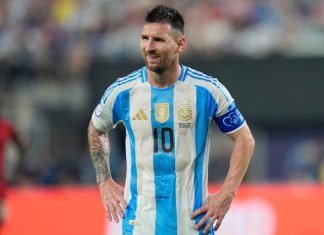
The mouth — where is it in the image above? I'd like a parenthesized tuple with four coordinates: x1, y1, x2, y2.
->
(146, 54, 159, 62)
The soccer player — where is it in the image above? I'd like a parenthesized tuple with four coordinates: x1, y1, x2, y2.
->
(0, 115, 26, 227)
(88, 5, 255, 235)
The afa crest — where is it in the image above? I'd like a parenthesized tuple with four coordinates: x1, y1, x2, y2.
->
(155, 103, 169, 123)
(178, 99, 192, 121)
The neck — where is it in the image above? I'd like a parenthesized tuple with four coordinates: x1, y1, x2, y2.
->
(147, 63, 181, 88)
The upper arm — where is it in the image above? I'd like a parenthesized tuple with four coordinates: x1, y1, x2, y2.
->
(88, 120, 109, 152)
(91, 82, 133, 133)
(91, 96, 116, 133)
(90, 79, 127, 133)
(202, 78, 246, 134)
(228, 124, 255, 148)
(88, 120, 107, 140)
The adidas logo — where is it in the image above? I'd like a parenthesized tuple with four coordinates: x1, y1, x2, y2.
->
(132, 109, 148, 120)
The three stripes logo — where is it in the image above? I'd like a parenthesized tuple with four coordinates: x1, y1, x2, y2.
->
(132, 109, 148, 121)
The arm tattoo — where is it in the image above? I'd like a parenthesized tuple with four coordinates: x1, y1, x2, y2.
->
(88, 121, 111, 185)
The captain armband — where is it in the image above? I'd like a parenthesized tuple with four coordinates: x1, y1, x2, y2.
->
(215, 106, 245, 133)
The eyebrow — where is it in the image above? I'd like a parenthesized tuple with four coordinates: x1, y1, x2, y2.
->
(141, 33, 165, 39)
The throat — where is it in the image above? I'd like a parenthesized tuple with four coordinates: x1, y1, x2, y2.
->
(147, 64, 181, 88)
(150, 76, 176, 88)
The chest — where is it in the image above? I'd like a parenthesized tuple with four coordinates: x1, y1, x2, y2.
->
(126, 84, 199, 135)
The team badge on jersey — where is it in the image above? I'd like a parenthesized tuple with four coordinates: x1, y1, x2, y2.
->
(178, 99, 192, 121)
(95, 103, 102, 117)
(155, 103, 169, 123)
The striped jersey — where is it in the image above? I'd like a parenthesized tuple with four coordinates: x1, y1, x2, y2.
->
(91, 65, 246, 235)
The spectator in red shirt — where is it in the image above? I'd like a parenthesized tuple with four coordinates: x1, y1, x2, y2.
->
(0, 116, 26, 226)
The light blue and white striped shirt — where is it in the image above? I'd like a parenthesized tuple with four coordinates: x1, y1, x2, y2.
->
(92, 65, 245, 235)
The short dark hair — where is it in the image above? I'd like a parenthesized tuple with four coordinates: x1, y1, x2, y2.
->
(145, 5, 184, 34)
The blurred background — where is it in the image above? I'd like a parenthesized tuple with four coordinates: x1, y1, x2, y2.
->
(0, 0, 324, 234)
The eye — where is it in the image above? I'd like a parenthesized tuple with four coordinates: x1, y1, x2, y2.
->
(141, 35, 149, 40)
(154, 37, 164, 42)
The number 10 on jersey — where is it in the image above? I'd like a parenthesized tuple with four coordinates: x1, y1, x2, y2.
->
(153, 127, 174, 153)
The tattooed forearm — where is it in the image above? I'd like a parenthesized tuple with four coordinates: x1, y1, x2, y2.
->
(88, 121, 111, 185)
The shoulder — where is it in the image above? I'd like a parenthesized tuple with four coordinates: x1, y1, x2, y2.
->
(183, 65, 233, 101)
(101, 67, 145, 103)
(184, 66, 217, 86)
(183, 66, 224, 91)
(112, 68, 144, 89)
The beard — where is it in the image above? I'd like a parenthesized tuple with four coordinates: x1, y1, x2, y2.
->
(143, 55, 172, 74)
(146, 62, 165, 74)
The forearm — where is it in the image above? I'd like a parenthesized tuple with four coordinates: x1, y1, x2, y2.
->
(221, 125, 255, 196)
(88, 121, 111, 185)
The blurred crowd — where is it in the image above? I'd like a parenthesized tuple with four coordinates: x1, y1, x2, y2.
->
(1, 0, 324, 186)
(0, 0, 324, 68)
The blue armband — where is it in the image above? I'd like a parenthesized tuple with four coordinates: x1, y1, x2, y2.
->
(215, 106, 245, 133)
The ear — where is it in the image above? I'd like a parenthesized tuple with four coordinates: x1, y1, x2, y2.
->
(176, 36, 186, 54)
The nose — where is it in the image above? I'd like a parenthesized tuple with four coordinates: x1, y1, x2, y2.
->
(145, 39, 156, 53)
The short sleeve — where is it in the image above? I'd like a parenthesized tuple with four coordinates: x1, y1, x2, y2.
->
(210, 79, 246, 133)
(91, 87, 119, 133)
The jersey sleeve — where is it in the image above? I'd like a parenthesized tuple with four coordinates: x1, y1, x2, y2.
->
(211, 79, 246, 134)
(91, 85, 120, 133)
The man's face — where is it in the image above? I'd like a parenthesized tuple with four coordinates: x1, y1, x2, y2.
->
(140, 23, 181, 73)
